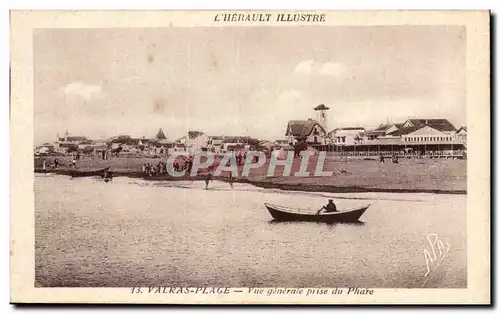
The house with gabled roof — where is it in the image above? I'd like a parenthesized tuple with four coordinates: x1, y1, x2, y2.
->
(285, 118, 328, 145)
(401, 119, 457, 135)
(389, 119, 458, 144)
(454, 126, 467, 143)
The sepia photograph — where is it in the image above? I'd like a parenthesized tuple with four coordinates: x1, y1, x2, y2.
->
(10, 10, 490, 304)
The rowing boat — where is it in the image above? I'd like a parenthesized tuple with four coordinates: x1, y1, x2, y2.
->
(264, 203, 370, 223)
(70, 166, 110, 178)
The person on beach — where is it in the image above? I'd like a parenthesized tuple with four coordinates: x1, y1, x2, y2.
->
(42, 159, 46, 170)
(205, 172, 213, 189)
(227, 172, 234, 189)
(379, 154, 385, 163)
(317, 199, 338, 214)
(53, 158, 59, 169)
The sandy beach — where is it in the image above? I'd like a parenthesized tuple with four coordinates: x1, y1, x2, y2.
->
(34, 155, 466, 194)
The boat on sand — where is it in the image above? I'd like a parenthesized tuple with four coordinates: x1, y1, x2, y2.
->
(69, 166, 110, 178)
(264, 203, 370, 223)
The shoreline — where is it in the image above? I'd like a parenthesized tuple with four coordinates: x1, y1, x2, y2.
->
(35, 169, 467, 195)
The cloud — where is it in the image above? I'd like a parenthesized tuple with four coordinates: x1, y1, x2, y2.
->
(63, 82, 103, 101)
(294, 60, 316, 74)
(319, 62, 344, 77)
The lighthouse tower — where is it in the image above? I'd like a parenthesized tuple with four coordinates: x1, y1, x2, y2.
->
(314, 104, 330, 130)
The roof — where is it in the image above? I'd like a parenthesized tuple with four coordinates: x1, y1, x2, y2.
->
(405, 119, 456, 132)
(188, 131, 205, 139)
(274, 139, 289, 144)
(64, 136, 88, 142)
(330, 127, 365, 133)
(285, 119, 325, 138)
(314, 104, 330, 111)
(365, 130, 386, 136)
(456, 126, 467, 133)
(156, 128, 167, 140)
(385, 124, 404, 134)
(209, 136, 225, 140)
(389, 127, 421, 136)
(156, 139, 174, 145)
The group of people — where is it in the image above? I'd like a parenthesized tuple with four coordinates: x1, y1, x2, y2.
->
(41, 158, 60, 170)
(142, 161, 168, 176)
(379, 154, 399, 164)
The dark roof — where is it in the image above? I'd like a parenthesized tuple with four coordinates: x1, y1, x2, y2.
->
(188, 131, 205, 139)
(341, 127, 365, 131)
(110, 136, 150, 145)
(330, 127, 365, 133)
(209, 136, 225, 140)
(314, 104, 330, 111)
(405, 119, 456, 132)
(366, 130, 386, 136)
(285, 119, 325, 137)
(390, 126, 422, 136)
(456, 126, 467, 133)
(274, 139, 289, 144)
(65, 136, 88, 142)
(156, 128, 167, 140)
(385, 124, 404, 134)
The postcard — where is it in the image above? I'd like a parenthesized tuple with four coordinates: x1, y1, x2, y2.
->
(10, 10, 490, 304)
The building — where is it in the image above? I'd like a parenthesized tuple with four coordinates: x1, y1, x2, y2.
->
(314, 104, 330, 131)
(155, 128, 167, 140)
(35, 143, 55, 155)
(285, 118, 328, 145)
(330, 118, 464, 158)
(329, 127, 366, 145)
(186, 131, 209, 154)
(401, 119, 456, 135)
(207, 136, 225, 154)
(454, 126, 467, 143)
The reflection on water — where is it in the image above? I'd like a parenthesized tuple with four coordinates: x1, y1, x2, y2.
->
(35, 175, 466, 288)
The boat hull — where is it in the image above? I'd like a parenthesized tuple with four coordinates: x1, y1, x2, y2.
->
(70, 167, 110, 178)
(265, 203, 369, 223)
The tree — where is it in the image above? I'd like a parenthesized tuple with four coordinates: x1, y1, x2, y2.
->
(66, 145, 78, 154)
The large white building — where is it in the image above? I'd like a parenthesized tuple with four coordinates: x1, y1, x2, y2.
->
(329, 127, 366, 145)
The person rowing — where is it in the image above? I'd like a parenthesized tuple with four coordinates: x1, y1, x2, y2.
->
(317, 199, 338, 214)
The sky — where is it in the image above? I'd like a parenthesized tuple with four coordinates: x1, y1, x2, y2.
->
(34, 26, 466, 145)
